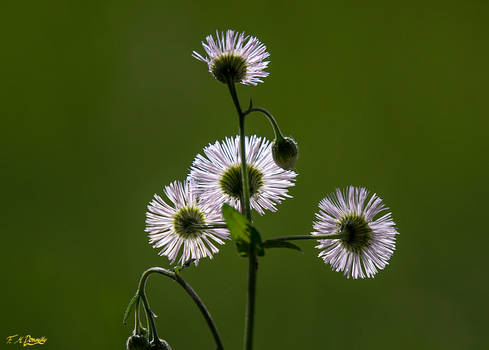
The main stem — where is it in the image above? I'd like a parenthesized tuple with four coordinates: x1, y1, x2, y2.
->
(226, 79, 257, 350)
(227, 79, 251, 219)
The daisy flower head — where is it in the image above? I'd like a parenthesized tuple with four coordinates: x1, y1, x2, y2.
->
(312, 186, 399, 279)
(192, 29, 270, 85)
(145, 179, 229, 265)
(190, 135, 297, 216)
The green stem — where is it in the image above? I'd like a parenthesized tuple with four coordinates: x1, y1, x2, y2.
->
(140, 292, 159, 342)
(173, 273, 223, 348)
(244, 248, 257, 350)
(134, 301, 141, 334)
(135, 267, 224, 349)
(264, 233, 344, 243)
(226, 78, 251, 219)
(225, 79, 257, 350)
(245, 106, 284, 140)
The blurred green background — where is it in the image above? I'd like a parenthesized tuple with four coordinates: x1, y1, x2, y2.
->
(2, 0, 488, 349)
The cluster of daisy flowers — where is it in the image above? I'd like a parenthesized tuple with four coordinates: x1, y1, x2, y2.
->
(126, 28, 402, 350)
(144, 29, 399, 279)
(146, 135, 297, 265)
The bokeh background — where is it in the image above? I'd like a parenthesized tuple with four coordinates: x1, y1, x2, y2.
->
(2, 1, 488, 349)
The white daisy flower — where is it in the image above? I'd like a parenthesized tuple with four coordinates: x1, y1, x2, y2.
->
(192, 29, 270, 85)
(190, 135, 297, 216)
(145, 180, 229, 265)
(312, 186, 399, 279)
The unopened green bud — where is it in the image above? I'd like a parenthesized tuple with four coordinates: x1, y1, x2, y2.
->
(138, 326, 149, 338)
(126, 334, 150, 350)
(272, 136, 299, 170)
(149, 338, 172, 350)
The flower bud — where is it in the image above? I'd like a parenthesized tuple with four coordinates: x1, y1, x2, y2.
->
(272, 136, 299, 170)
(149, 339, 172, 350)
(126, 334, 150, 350)
(138, 326, 149, 338)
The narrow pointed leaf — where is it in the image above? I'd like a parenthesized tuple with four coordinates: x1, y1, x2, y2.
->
(123, 294, 139, 325)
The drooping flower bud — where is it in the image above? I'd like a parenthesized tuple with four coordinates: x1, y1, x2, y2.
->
(126, 334, 150, 350)
(272, 136, 299, 170)
(149, 338, 172, 350)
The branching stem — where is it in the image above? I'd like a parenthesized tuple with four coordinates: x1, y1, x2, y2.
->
(264, 233, 344, 243)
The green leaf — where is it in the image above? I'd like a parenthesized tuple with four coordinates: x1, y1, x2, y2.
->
(262, 240, 302, 252)
(236, 239, 250, 257)
(123, 293, 139, 325)
(222, 204, 251, 256)
(221, 204, 249, 242)
(221, 204, 264, 257)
